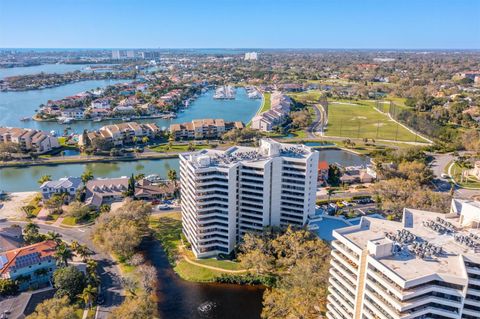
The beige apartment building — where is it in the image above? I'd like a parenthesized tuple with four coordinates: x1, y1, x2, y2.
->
(170, 119, 244, 140)
(0, 127, 59, 154)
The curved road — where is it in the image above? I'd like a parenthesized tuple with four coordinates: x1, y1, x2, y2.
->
(0, 221, 123, 319)
(307, 104, 326, 138)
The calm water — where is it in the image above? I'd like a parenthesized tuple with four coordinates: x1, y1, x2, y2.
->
(0, 86, 260, 134)
(143, 238, 264, 319)
(0, 63, 94, 79)
(0, 149, 368, 192)
(318, 149, 370, 167)
(0, 158, 179, 192)
(0, 79, 131, 131)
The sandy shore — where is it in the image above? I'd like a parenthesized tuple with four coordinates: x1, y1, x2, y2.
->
(0, 191, 38, 219)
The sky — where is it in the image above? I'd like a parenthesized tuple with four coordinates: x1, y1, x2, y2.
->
(0, 0, 479, 49)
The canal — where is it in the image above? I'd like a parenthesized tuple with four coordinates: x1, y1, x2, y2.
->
(0, 149, 369, 192)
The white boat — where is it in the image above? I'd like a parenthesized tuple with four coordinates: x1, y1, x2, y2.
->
(122, 117, 131, 121)
(213, 85, 236, 99)
(20, 116, 31, 121)
(93, 117, 102, 122)
(58, 117, 74, 124)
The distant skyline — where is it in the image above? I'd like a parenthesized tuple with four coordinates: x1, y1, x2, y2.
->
(1, 0, 479, 49)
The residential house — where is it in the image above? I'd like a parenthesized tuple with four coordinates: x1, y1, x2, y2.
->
(339, 166, 376, 184)
(39, 177, 83, 201)
(0, 127, 59, 154)
(90, 98, 111, 109)
(318, 160, 329, 185)
(85, 177, 129, 208)
(60, 108, 85, 120)
(134, 180, 176, 201)
(0, 241, 57, 291)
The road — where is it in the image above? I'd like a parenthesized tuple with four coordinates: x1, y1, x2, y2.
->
(0, 221, 123, 319)
(307, 103, 327, 138)
(428, 152, 479, 199)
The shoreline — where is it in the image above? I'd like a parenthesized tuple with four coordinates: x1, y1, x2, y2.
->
(0, 152, 179, 168)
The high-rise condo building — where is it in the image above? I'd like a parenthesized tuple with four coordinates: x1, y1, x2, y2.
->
(327, 199, 480, 319)
(179, 139, 319, 258)
(111, 50, 121, 59)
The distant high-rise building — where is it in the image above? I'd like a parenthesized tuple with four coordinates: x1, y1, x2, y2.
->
(244, 52, 258, 61)
(179, 139, 319, 258)
(126, 50, 135, 58)
(140, 51, 161, 60)
(326, 199, 480, 319)
(111, 50, 121, 59)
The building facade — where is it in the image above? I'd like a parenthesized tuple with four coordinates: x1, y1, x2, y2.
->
(326, 200, 480, 319)
(251, 91, 291, 132)
(0, 241, 57, 291)
(170, 119, 244, 140)
(179, 139, 319, 258)
(0, 127, 59, 154)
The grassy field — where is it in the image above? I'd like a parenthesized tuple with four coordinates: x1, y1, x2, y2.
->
(326, 101, 427, 142)
(449, 162, 480, 189)
(288, 90, 323, 103)
(149, 143, 211, 152)
(259, 92, 271, 113)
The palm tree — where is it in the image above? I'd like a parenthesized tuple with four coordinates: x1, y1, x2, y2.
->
(141, 136, 149, 144)
(76, 244, 92, 262)
(132, 136, 138, 144)
(38, 175, 52, 185)
(78, 285, 97, 309)
(70, 240, 80, 252)
(326, 188, 335, 204)
(81, 170, 94, 184)
(55, 244, 73, 267)
(45, 231, 62, 245)
(167, 169, 177, 184)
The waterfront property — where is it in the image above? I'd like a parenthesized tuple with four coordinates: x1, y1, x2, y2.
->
(170, 119, 244, 140)
(251, 91, 291, 132)
(180, 138, 319, 258)
(39, 176, 83, 201)
(85, 177, 129, 208)
(0, 127, 59, 154)
(79, 121, 160, 147)
(0, 240, 57, 291)
(326, 199, 480, 319)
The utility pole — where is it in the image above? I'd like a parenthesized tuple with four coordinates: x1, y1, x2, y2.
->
(376, 120, 380, 139)
(395, 122, 399, 141)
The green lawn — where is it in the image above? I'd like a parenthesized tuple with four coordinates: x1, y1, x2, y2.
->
(149, 143, 211, 153)
(61, 216, 77, 226)
(325, 102, 427, 142)
(174, 260, 225, 282)
(288, 90, 323, 104)
(259, 92, 272, 113)
(449, 162, 480, 189)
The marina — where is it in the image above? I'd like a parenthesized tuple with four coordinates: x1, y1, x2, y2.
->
(213, 85, 236, 99)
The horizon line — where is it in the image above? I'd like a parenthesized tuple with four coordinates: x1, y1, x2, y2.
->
(1, 47, 480, 51)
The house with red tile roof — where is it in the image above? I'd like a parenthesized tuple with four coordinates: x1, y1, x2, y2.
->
(0, 241, 57, 291)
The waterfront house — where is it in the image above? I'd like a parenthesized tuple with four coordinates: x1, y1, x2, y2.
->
(0, 240, 57, 291)
(91, 98, 112, 109)
(318, 160, 329, 185)
(85, 177, 129, 208)
(134, 179, 176, 201)
(60, 108, 85, 120)
(170, 119, 244, 140)
(39, 177, 83, 201)
(113, 105, 135, 114)
(79, 122, 159, 147)
(0, 127, 59, 154)
(87, 108, 111, 118)
(0, 225, 24, 253)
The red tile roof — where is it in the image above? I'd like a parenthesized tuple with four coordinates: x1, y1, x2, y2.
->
(318, 161, 329, 170)
(0, 240, 57, 275)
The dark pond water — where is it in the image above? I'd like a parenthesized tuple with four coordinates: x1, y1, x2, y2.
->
(142, 238, 264, 319)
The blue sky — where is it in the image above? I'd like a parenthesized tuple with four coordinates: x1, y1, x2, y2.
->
(0, 0, 479, 49)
